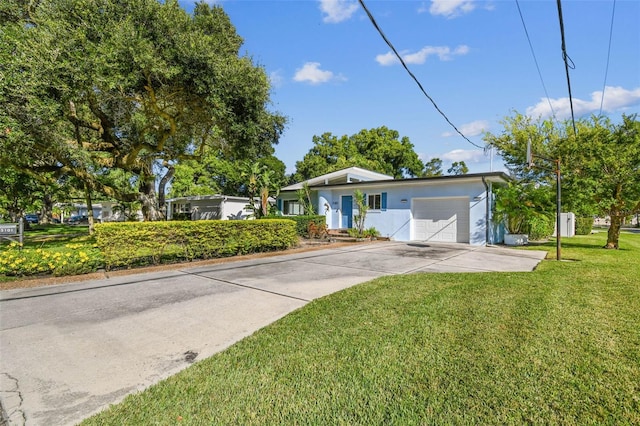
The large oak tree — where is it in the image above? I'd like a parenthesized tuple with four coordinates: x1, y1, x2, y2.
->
(0, 0, 285, 220)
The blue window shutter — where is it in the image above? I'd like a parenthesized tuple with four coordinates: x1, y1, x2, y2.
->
(381, 192, 387, 211)
(276, 199, 282, 212)
(363, 193, 367, 209)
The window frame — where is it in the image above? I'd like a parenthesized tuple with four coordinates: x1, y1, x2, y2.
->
(367, 193, 382, 210)
(283, 200, 304, 215)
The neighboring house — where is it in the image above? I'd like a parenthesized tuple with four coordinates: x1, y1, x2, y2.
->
(165, 195, 253, 221)
(64, 202, 142, 222)
(278, 167, 510, 245)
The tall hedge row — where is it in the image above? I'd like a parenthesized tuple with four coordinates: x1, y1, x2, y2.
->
(94, 219, 297, 270)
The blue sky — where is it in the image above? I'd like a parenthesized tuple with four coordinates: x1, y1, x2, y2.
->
(179, 0, 640, 175)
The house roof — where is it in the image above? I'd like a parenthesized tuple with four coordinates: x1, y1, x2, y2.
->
(165, 195, 251, 203)
(280, 171, 510, 192)
(281, 167, 394, 191)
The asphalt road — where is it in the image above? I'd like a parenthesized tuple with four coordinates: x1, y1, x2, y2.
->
(0, 241, 547, 425)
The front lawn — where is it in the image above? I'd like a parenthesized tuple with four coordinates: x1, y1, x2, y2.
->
(0, 224, 101, 281)
(82, 232, 640, 425)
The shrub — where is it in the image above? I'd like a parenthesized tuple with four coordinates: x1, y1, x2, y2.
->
(347, 227, 380, 239)
(94, 219, 297, 270)
(526, 215, 555, 241)
(0, 242, 103, 277)
(575, 217, 593, 235)
(364, 227, 380, 238)
(269, 215, 326, 237)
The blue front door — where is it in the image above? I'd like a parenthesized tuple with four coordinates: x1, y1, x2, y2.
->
(341, 195, 353, 228)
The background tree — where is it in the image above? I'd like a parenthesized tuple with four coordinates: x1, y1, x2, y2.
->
(447, 161, 469, 175)
(169, 153, 286, 199)
(422, 158, 443, 177)
(0, 168, 43, 222)
(292, 126, 424, 181)
(559, 115, 640, 248)
(0, 0, 285, 220)
(484, 113, 640, 249)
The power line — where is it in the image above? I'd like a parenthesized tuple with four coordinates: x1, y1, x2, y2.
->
(556, 0, 577, 135)
(515, 0, 556, 121)
(357, 0, 484, 150)
(599, 0, 616, 116)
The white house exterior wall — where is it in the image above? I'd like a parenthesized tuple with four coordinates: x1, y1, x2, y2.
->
(222, 199, 252, 220)
(166, 196, 253, 221)
(322, 180, 490, 245)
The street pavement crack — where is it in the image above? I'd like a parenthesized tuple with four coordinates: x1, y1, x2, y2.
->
(0, 372, 26, 426)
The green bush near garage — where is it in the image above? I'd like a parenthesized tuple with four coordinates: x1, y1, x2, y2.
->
(94, 219, 298, 270)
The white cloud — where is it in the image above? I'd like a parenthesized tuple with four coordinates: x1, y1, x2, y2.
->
(429, 0, 476, 18)
(269, 70, 284, 88)
(376, 45, 469, 66)
(441, 120, 489, 137)
(293, 62, 346, 85)
(441, 148, 487, 163)
(526, 86, 640, 120)
(319, 0, 359, 23)
(375, 52, 398, 66)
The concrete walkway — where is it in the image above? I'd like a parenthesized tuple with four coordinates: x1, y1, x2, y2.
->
(0, 241, 547, 425)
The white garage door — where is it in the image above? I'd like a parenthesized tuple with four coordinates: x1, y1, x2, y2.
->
(412, 197, 470, 243)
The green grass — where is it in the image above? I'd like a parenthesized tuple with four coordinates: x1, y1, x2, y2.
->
(82, 232, 640, 425)
(0, 224, 100, 280)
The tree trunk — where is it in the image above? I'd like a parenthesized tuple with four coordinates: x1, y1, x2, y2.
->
(139, 174, 162, 222)
(40, 193, 53, 224)
(605, 214, 621, 249)
(157, 164, 175, 220)
(84, 183, 95, 235)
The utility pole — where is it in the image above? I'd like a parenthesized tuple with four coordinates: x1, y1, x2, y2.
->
(528, 139, 562, 261)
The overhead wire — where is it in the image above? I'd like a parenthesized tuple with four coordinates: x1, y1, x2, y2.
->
(599, 0, 616, 116)
(357, 0, 484, 150)
(556, 0, 578, 135)
(515, 0, 557, 121)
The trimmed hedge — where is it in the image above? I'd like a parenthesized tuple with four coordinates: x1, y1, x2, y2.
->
(94, 219, 297, 270)
(264, 215, 326, 237)
(575, 217, 593, 235)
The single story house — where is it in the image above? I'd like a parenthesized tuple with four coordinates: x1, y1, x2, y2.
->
(57, 202, 138, 223)
(277, 167, 510, 245)
(165, 195, 253, 221)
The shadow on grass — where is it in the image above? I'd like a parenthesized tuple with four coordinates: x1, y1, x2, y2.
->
(528, 239, 631, 252)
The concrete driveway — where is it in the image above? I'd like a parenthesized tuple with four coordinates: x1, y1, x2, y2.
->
(0, 241, 546, 425)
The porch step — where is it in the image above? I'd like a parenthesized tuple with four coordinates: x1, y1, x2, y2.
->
(327, 228, 350, 237)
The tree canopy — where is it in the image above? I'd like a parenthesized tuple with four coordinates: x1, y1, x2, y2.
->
(0, 0, 285, 220)
(423, 158, 444, 177)
(292, 127, 424, 181)
(447, 161, 469, 175)
(169, 153, 286, 199)
(484, 113, 640, 249)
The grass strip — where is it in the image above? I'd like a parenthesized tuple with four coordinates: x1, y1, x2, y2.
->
(76, 232, 638, 424)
